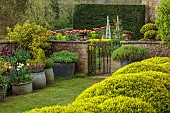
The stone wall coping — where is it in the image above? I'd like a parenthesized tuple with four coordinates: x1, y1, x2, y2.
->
(50, 40, 90, 44)
(0, 40, 90, 44)
(121, 41, 162, 44)
(0, 40, 10, 44)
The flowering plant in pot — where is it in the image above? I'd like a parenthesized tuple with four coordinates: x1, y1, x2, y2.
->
(0, 47, 32, 95)
(112, 45, 149, 67)
(26, 59, 46, 90)
(8, 64, 33, 95)
(10, 64, 32, 85)
(26, 60, 45, 73)
(50, 50, 79, 78)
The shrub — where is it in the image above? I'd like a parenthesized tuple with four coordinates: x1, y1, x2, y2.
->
(143, 30, 157, 40)
(56, 33, 63, 40)
(24, 105, 67, 113)
(141, 57, 170, 64)
(24, 95, 156, 113)
(113, 71, 170, 93)
(6, 21, 51, 51)
(99, 96, 156, 113)
(112, 45, 149, 62)
(70, 96, 107, 113)
(113, 62, 169, 75)
(75, 74, 170, 112)
(50, 50, 79, 63)
(140, 23, 157, 34)
(89, 39, 111, 45)
(72, 95, 156, 113)
(44, 58, 54, 69)
(140, 23, 159, 41)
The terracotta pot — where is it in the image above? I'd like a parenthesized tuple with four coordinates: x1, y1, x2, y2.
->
(12, 82, 33, 95)
(45, 68, 54, 85)
(31, 72, 46, 90)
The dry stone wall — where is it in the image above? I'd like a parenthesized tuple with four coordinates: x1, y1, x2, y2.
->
(50, 40, 89, 74)
(121, 41, 170, 57)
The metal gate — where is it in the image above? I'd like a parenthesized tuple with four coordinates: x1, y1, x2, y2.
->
(88, 43, 111, 75)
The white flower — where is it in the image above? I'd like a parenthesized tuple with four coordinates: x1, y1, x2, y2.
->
(9, 66, 12, 69)
(17, 63, 24, 69)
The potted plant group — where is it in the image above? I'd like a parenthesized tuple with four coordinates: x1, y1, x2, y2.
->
(112, 45, 149, 67)
(50, 50, 79, 78)
(44, 58, 54, 85)
(0, 47, 33, 95)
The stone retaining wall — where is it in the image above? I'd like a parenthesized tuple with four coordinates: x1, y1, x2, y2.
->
(1, 40, 169, 75)
(121, 41, 170, 57)
(50, 40, 89, 74)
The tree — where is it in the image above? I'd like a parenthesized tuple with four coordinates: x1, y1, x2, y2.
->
(51, 0, 60, 20)
(58, 0, 75, 27)
(0, 0, 28, 37)
(22, 0, 59, 29)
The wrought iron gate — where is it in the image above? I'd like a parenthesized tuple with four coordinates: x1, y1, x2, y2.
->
(88, 43, 111, 75)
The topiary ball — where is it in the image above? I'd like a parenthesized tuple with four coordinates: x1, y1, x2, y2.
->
(75, 74, 170, 112)
(99, 96, 156, 113)
(113, 71, 170, 93)
(144, 30, 157, 40)
(140, 23, 157, 34)
(113, 62, 169, 75)
(141, 57, 170, 64)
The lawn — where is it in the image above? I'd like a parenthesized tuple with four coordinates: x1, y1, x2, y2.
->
(0, 77, 104, 113)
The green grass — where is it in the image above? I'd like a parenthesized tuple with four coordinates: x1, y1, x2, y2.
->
(0, 77, 104, 113)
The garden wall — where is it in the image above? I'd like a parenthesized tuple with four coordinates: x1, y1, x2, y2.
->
(1, 41, 169, 75)
(121, 41, 170, 57)
(50, 40, 89, 74)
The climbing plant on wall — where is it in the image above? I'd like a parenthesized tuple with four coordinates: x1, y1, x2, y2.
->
(156, 0, 170, 46)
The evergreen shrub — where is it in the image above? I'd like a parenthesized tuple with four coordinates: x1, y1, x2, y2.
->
(24, 57, 170, 113)
(140, 23, 157, 34)
(112, 45, 149, 62)
(50, 50, 79, 63)
(113, 62, 169, 75)
(113, 71, 170, 92)
(141, 57, 170, 64)
(75, 74, 170, 112)
(73, 4, 145, 40)
(99, 96, 156, 113)
(25, 95, 156, 113)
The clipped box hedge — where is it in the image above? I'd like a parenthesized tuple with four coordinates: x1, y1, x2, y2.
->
(113, 62, 170, 75)
(75, 73, 170, 112)
(114, 71, 170, 92)
(141, 57, 170, 64)
(73, 4, 145, 40)
(24, 57, 170, 113)
(99, 96, 156, 113)
(25, 95, 156, 113)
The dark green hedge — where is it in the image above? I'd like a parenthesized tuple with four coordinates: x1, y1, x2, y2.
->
(73, 4, 145, 40)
